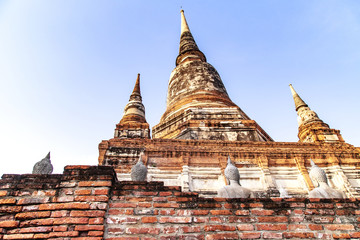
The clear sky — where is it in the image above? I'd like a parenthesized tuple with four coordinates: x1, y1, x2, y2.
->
(0, 0, 359, 175)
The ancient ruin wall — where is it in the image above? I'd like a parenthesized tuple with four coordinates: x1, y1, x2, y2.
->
(1, 165, 360, 239)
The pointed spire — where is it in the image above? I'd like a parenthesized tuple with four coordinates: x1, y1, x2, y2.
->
(129, 73, 142, 102)
(119, 74, 147, 124)
(115, 74, 150, 139)
(289, 84, 308, 111)
(46, 152, 50, 160)
(176, 10, 206, 65)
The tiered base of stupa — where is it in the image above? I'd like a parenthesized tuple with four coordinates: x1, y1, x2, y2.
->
(99, 138, 360, 198)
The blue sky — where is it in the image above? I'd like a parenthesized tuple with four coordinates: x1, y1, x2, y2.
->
(0, 1, 359, 175)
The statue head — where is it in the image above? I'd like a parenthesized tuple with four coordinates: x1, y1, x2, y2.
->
(224, 156, 240, 183)
(309, 159, 328, 187)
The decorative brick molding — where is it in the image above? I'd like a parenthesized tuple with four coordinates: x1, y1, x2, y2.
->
(1, 165, 360, 239)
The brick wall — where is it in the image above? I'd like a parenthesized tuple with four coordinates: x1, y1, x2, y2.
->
(1, 165, 360, 239)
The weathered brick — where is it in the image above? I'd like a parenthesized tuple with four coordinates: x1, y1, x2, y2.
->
(48, 231, 79, 237)
(75, 189, 92, 195)
(257, 224, 287, 231)
(53, 217, 88, 225)
(141, 216, 157, 223)
(0, 199, 16, 205)
(93, 188, 109, 195)
(39, 202, 90, 210)
(0, 205, 22, 213)
(182, 226, 201, 233)
(283, 232, 315, 238)
(238, 232, 261, 239)
(50, 210, 69, 218)
(88, 231, 104, 236)
(209, 210, 232, 215)
(0, 220, 19, 228)
(204, 225, 236, 232)
(263, 232, 283, 239)
(251, 209, 274, 215)
(17, 197, 49, 205)
(15, 211, 51, 220)
(78, 181, 112, 187)
(234, 210, 249, 215)
(236, 224, 254, 231)
(19, 226, 52, 233)
(125, 227, 160, 235)
(288, 224, 306, 231)
(205, 233, 239, 240)
(153, 203, 179, 208)
(110, 202, 137, 208)
(333, 233, 351, 239)
(324, 224, 355, 231)
(257, 216, 288, 222)
(75, 225, 104, 231)
(0, 190, 8, 196)
(3, 233, 34, 239)
(159, 217, 192, 223)
(308, 224, 322, 230)
(70, 210, 105, 217)
(89, 217, 104, 225)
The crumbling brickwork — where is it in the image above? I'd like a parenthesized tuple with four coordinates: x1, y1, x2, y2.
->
(1, 165, 360, 239)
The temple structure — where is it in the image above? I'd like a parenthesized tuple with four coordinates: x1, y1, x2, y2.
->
(99, 10, 360, 198)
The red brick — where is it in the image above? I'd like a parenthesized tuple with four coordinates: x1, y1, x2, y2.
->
(141, 216, 157, 223)
(283, 232, 315, 238)
(39, 202, 90, 210)
(50, 210, 69, 218)
(0, 206, 22, 213)
(53, 217, 88, 225)
(333, 233, 351, 239)
(325, 224, 354, 231)
(288, 224, 306, 231)
(133, 191, 158, 196)
(263, 232, 282, 239)
(235, 210, 249, 215)
(28, 218, 54, 226)
(49, 231, 79, 237)
(19, 226, 52, 233)
(293, 209, 304, 214)
(350, 232, 360, 238)
(75, 189, 92, 195)
(75, 225, 104, 231)
(2, 233, 34, 239)
(70, 210, 105, 217)
(182, 226, 201, 233)
(125, 227, 160, 235)
(75, 196, 109, 202)
(33, 233, 50, 239)
(93, 188, 109, 195)
(53, 226, 67, 231)
(0, 190, 8, 196)
(198, 203, 222, 208)
(192, 210, 209, 215)
(210, 210, 232, 215)
(249, 203, 263, 207)
(0, 199, 16, 205)
(205, 233, 239, 240)
(159, 192, 173, 196)
(162, 226, 179, 234)
(159, 209, 175, 215)
(236, 224, 254, 231)
(204, 225, 236, 232)
(15, 211, 50, 220)
(78, 181, 112, 187)
(257, 216, 288, 222)
(153, 203, 179, 208)
(110, 203, 137, 208)
(308, 224, 322, 230)
(0, 220, 19, 228)
(89, 217, 104, 225)
(257, 224, 287, 231)
(88, 231, 104, 236)
(238, 232, 261, 239)
(193, 217, 209, 223)
(52, 196, 74, 202)
(228, 216, 256, 223)
(251, 209, 274, 215)
(159, 217, 192, 223)
(138, 202, 152, 208)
